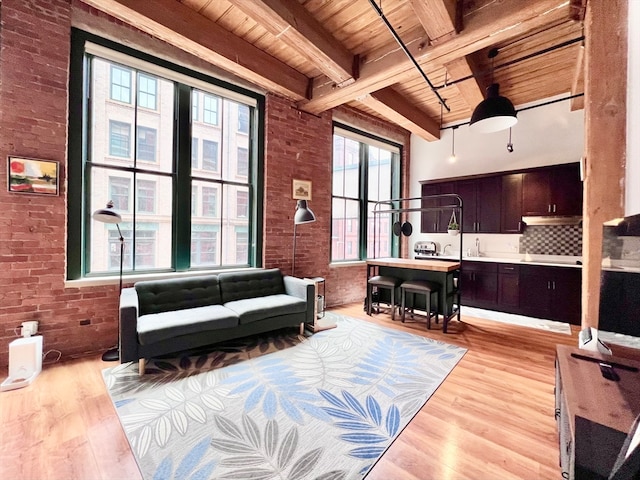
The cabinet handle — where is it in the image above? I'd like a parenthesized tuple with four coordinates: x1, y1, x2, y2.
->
(548, 204, 552, 213)
(504, 267, 515, 271)
(517, 221, 522, 232)
(547, 281, 551, 289)
(553, 204, 557, 213)
(553, 281, 556, 290)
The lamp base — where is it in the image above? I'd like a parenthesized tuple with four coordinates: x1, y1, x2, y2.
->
(101, 347, 119, 362)
(309, 317, 337, 332)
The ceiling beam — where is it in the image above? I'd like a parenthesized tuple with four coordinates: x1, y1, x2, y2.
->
(443, 55, 487, 112)
(80, 0, 309, 100)
(301, 0, 571, 115)
(409, 0, 458, 44)
(359, 87, 442, 141)
(571, 42, 585, 110)
(227, 0, 356, 86)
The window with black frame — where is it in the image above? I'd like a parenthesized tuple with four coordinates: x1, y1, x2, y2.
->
(331, 124, 400, 262)
(68, 35, 260, 279)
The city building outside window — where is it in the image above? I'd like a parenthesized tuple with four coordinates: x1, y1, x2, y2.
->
(237, 147, 248, 177)
(331, 125, 399, 262)
(238, 105, 249, 133)
(69, 35, 259, 279)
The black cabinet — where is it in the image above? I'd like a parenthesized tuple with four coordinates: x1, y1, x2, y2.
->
(498, 263, 520, 309)
(599, 270, 640, 336)
(420, 182, 455, 233)
(456, 177, 501, 233)
(522, 163, 582, 216)
(519, 265, 581, 324)
(460, 261, 498, 309)
(501, 173, 523, 233)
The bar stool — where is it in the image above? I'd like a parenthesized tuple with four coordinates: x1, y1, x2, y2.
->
(367, 275, 401, 320)
(400, 280, 440, 329)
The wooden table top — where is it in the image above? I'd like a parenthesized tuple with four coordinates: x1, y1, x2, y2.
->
(367, 257, 461, 272)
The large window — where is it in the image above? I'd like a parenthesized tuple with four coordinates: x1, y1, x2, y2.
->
(68, 35, 260, 279)
(331, 125, 400, 261)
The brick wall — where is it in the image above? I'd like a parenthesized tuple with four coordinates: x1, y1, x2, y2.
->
(0, 0, 410, 368)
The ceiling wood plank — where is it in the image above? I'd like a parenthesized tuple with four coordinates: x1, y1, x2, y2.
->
(409, 0, 458, 44)
(443, 56, 486, 113)
(301, 0, 571, 114)
(360, 87, 441, 141)
(571, 43, 585, 110)
(81, 0, 309, 100)
(226, 0, 355, 86)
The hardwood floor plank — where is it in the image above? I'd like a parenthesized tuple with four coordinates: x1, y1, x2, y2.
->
(2, 303, 624, 480)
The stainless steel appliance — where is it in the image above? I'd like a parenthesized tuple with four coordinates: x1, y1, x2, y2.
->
(414, 240, 438, 259)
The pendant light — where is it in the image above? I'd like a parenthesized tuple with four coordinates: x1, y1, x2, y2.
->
(469, 49, 517, 133)
(448, 126, 458, 163)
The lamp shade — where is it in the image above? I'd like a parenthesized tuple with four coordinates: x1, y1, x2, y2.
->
(294, 200, 316, 224)
(92, 201, 122, 224)
(469, 83, 518, 134)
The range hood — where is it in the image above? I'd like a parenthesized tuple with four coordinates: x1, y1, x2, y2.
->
(522, 216, 583, 226)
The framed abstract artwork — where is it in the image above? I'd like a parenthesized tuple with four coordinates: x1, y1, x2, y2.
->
(7, 156, 59, 196)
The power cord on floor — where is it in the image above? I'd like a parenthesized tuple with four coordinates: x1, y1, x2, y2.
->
(43, 349, 62, 365)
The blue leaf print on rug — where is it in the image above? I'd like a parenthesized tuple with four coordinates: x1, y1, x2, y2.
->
(220, 353, 328, 423)
(152, 436, 216, 480)
(319, 390, 400, 461)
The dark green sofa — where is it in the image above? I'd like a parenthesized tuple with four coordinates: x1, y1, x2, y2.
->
(119, 268, 315, 373)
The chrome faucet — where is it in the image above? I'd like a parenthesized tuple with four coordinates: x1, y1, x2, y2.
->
(442, 243, 452, 256)
(475, 237, 480, 256)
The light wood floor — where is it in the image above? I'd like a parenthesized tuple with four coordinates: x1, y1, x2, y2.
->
(0, 304, 614, 480)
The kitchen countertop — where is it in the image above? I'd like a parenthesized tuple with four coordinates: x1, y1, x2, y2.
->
(418, 255, 583, 268)
(368, 257, 460, 272)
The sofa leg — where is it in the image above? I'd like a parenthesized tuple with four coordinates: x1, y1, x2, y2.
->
(299, 322, 304, 335)
(139, 358, 146, 375)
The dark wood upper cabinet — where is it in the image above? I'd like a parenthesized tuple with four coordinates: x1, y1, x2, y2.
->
(456, 177, 501, 233)
(522, 163, 582, 216)
(501, 173, 523, 233)
(421, 182, 456, 233)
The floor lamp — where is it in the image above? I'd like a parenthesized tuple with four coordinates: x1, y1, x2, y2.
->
(292, 200, 337, 332)
(92, 201, 123, 362)
(292, 199, 316, 277)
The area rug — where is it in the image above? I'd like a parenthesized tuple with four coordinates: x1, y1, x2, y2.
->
(103, 312, 467, 480)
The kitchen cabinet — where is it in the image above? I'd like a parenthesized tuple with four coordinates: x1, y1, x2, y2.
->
(599, 270, 640, 336)
(519, 264, 581, 324)
(497, 263, 520, 309)
(420, 182, 455, 233)
(522, 163, 582, 216)
(501, 173, 523, 233)
(456, 177, 501, 233)
(460, 261, 498, 309)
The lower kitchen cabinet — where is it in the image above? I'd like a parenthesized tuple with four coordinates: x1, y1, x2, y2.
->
(519, 265, 582, 324)
(460, 261, 498, 309)
(497, 264, 519, 309)
(599, 270, 640, 336)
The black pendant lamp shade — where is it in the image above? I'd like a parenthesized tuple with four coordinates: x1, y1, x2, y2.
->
(469, 83, 518, 134)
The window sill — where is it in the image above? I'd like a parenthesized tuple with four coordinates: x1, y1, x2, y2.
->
(65, 267, 258, 289)
(329, 260, 366, 268)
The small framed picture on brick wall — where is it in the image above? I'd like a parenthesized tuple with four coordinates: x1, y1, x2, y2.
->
(292, 179, 311, 200)
(7, 156, 59, 196)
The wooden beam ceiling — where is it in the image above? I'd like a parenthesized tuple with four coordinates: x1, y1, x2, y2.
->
(443, 55, 487, 115)
(409, 0, 458, 44)
(359, 87, 442, 141)
(226, 0, 357, 87)
(571, 42, 585, 111)
(301, 0, 571, 115)
(80, 0, 309, 100)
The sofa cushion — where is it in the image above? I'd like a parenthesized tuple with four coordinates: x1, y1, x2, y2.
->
(218, 269, 285, 303)
(135, 275, 222, 316)
(137, 304, 238, 345)
(224, 294, 307, 325)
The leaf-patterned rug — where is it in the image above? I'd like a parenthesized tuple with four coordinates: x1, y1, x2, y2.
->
(102, 312, 467, 480)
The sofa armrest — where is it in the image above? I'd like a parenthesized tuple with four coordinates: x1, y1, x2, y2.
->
(119, 287, 139, 363)
(283, 276, 315, 324)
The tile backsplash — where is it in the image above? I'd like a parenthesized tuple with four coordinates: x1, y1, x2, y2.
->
(520, 225, 583, 256)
